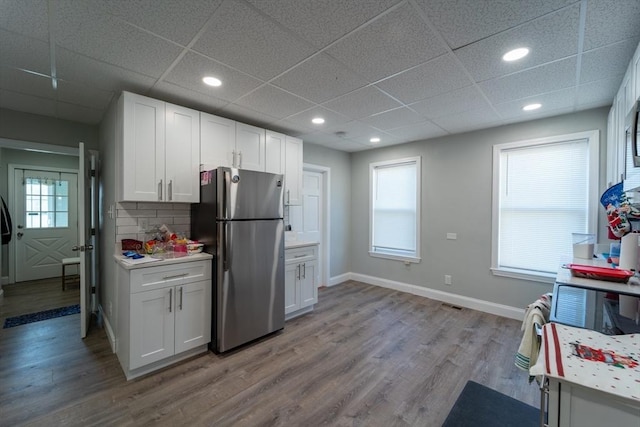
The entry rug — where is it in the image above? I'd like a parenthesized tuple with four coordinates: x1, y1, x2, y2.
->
(442, 380, 539, 427)
(3, 304, 80, 329)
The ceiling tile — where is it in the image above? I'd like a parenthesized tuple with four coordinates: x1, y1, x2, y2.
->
(501, 106, 574, 126)
(246, 0, 401, 49)
(192, 1, 315, 81)
(375, 54, 472, 104)
(271, 53, 368, 104)
(56, 48, 157, 94)
(234, 85, 314, 120)
(0, 0, 49, 41)
(55, 101, 104, 124)
(163, 52, 263, 103)
(220, 103, 281, 129)
(408, 85, 491, 119)
(0, 29, 51, 74)
(493, 87, 576, 120)
(0, 89, 56, 117)
(326, 2, 448, 82)
(415, 0, 575, 49)
(384, 121, 448, 143)
(583, 0, 640, 50)
(323, 86, 402, 119)
(580, 38, 638, 84)
(454, 5, 580, 82)
(478, 57, 577, 104)
(322, 120, 385, 141)
(150, 81, 229, 113)
(97, 0, 221, 46)
(361, 107, 426, 130)
(431, 107, 501, 133)
(56, 80, 114, 111)
(576, 77, 621, 107)
(54, 0, 183, 78)
(284, 106, 351, 131)
(0, 67, 54, 100)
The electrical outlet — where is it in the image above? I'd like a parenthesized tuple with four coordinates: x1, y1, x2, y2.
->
(139, 218, 149, 232)
(108, 301, 113, 317)
(446, 233, 457, 240)
(444, 275, 452, 285)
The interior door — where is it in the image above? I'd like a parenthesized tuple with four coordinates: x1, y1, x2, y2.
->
(78, 143, 95, 338)
(302, 170, 322, 287)
(14, 168, 78, 282)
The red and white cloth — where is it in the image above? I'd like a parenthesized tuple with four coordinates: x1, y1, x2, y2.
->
(530, 323, 640, 402)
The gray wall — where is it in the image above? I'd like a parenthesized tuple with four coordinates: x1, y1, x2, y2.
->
(350, 107, 610, 309)
(303, 143, 352, 278)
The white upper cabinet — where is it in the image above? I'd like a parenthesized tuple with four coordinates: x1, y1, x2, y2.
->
(265, 130, 286, 174)
(235, 123, 266, 171)
(200, 112, 236, 171)
(285, 136, 303, 206)
(119, 92, 200, 203)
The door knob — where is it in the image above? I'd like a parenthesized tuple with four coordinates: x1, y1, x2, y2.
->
(17, 225, 24, 229)
(72, 246, 80, 251)
(17, 232, 23, 238)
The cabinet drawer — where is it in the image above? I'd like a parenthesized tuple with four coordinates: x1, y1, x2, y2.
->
(130, 260, 211, 293)
(285, 245, 317, 263)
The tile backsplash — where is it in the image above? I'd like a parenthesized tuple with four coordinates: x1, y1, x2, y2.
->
(116, 202, 191, 243)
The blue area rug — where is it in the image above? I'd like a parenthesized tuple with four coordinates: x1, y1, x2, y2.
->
(443, 380, 539, 427)
(3, 304, 80, 328)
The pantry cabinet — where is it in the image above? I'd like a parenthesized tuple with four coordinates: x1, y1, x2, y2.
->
(119, 91, 200, 202)
(116, 256, 212, 380)
(284, 243, 318, 319)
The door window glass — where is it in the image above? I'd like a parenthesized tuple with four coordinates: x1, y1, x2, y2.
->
(24, 178, 70, 228)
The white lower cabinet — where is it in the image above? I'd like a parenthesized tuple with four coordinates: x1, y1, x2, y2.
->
(284, 244, 318, 319)
(117, 258, 212, 380)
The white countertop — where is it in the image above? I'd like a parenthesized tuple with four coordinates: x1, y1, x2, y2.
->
(285, 240, 319, 249)
(114, 252, 213, 270)
(556, 258, 640, 297)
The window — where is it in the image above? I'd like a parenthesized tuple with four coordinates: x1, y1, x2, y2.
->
(24, 177, 70, 229)
(491, 131, 599, 282)
(370, 156, 421, 262)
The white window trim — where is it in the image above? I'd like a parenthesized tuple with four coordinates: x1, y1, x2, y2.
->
(490, 130, 599, 282)
(369, 156, 422, 264)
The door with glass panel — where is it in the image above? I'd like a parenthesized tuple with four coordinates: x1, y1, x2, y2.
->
(13, 168, 78, 282)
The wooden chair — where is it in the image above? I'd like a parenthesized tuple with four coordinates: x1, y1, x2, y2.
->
(61, 257, 80, 290)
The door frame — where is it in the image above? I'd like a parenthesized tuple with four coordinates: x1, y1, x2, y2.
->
(7, 164, 79, 284)
(303, 163, 330, 288)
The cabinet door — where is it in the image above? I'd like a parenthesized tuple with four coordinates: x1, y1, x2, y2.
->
(265, 130, 285, 174)
(284, 136, 303, 205)
(606, 104, 619, 187)
(166, 103, 200, 202)
(284, 262, 300, 315)
(130, 287, 174, 369)
(236, 123, 266, 171)
(175, 280, 211, 353)
(200, 112, 235, 171)
(121, 92, 165, 202)
(300, 259, 318, 307)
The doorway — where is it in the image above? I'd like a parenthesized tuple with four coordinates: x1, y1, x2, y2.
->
(10, 167, 78, 283)
(302, 164, 330, 288)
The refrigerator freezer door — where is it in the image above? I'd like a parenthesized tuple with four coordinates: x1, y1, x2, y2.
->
(217, 168, 284, 220)
(216, 219, 285, 352)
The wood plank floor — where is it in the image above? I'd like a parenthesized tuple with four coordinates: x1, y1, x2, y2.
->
(1, 277, 80, 321)
(0, 280, 540, 426)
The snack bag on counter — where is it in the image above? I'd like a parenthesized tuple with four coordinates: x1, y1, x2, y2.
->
(600, 182, 640, 238)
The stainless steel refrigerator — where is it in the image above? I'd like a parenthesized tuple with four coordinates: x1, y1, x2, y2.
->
(191, 167, 285, 353)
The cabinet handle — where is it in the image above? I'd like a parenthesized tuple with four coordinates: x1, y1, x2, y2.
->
(179, 287, 183, 310)
(294, 254, 306, 258)
(158, 179, 163, 201)
(232, 150, 237, 167)
(287, 189, 290, 205)
(162, 273, 189, 280)
(168, 180, 173, 201)
(302, 263, 306, 279)
(169, 288, 173, 313)
(238, 151, 242, 168)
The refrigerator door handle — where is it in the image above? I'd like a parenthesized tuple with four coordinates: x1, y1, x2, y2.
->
(223, 222, 230, 271)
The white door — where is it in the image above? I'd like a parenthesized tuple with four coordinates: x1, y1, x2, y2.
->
(14, 168, 78, 282)
(165, 103, 200, 202)
(302, 170, 322, 287)
(174, 280, 211, 353)
(78, 143, 97, 338)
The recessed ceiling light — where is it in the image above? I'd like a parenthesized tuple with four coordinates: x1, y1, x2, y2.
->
(502, 48, 529, 62)
(312, 117, 325, 124)
(202, 76, 222, 87)
(370, 137, 381, 143)
(522, 103, 542, 111)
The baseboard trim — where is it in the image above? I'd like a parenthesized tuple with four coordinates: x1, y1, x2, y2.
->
(98, 304, 116, 353)
(345, 272, 524, 321)
(1, 276, 8, 286)
(328, 273, 351, 287)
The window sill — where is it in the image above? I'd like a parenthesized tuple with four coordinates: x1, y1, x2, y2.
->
(490, 267, 556, 284)
(369, 251, 421, 264)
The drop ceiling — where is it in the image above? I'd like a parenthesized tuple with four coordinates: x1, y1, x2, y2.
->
(1, 0, 639, 152)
